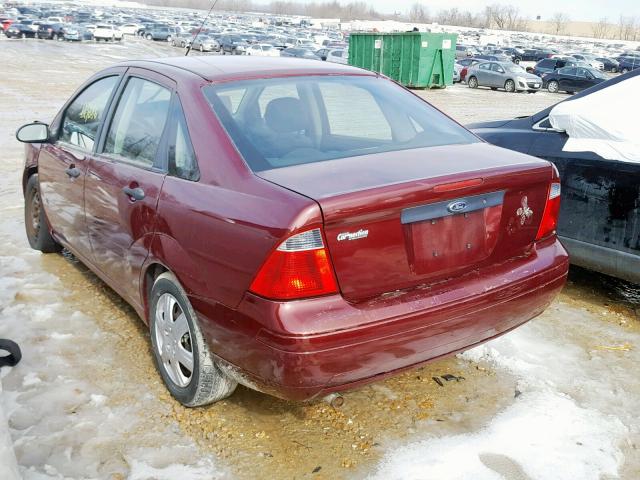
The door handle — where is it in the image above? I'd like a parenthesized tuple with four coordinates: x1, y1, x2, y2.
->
(123, 186, 145, 201)
(65, 167, 81, 178)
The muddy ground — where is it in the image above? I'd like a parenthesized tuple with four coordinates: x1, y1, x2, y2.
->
(0, 36, 638, 480)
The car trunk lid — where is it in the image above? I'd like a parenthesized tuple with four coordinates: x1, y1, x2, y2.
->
(258, 143, 553, 302)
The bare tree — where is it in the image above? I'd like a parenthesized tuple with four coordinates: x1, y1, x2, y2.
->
(550, 12, 570, 35)
(408, 2, 429, 24)
(618, 15, 638, 40)
(591, 17, 610, 38)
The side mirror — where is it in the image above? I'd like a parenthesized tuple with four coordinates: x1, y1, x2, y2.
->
(16, 122, 50, 143)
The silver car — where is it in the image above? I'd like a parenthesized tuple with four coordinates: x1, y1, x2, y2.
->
(467, 61, 543, 93)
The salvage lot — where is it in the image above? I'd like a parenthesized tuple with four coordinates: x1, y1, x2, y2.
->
(1, 36, 639, 480)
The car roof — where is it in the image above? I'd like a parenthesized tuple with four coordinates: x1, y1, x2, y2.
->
(122, 56, 370, 82)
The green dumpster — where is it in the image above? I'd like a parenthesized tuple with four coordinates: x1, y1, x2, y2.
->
(348, 32, 458, 88)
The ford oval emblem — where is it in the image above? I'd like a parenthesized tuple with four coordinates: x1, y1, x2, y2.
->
(448, 200, 467, 213)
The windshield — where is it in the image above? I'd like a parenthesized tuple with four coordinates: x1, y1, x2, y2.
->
(590, 68, 606, 79)
(203, 75, 479, 172)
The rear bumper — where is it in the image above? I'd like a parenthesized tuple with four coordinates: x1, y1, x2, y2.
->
(195, 238, 568, 401)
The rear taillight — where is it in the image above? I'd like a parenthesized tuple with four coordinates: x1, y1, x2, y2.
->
(536, 182, 561, 241)
(249, 228, 338, 300)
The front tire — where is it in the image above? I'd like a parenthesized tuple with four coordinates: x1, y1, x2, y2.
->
(149, 272, 237, 407)
(505, 79, 516, 92)
(621, 68, 629, 74)
(468, 76, 478, 88)
(547, 80, 559, 93)
(24, 174, 61, 253)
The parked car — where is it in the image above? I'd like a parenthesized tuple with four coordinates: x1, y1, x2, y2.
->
(455, 44, 475, 59)
(532, 57, 581, 77)
(280, 47, 319, 59)
(467, 61, 542, 92)
(219, 34, 248, 55)
(16, 57, 568, 406)
(595, 57, 619, 73)
(453, 63, 462, 83)
(470, 70, 639, 283)
(145, 25, 175, 42)
(37, 23, 66, 40)
(568, 54, 604, 70)
(120, 23, 141, 35)
(62, 25, 84, 42)
(457, 58, 481, 82)
(191, 34, 219, 52)
(543, 66, 606, 93)
(501, 47, 524, 63)
(315, 48, 330, 60)
(617, 56, 640, 74)
(4, 23, 37, 38)
(246, 43, 278, 57)
(93, 24, 123, 42)
(325, 48, 348, 64)
(171, 32, 193, 48)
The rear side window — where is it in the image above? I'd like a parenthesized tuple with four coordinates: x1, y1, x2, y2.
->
(168, 101, 199, 181)
(59, 75, 119, 151)
(204, 75, 478, 171)
(103, 77, 171, 167)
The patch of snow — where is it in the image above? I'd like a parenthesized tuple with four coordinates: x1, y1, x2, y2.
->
(371, 303, 640, 479)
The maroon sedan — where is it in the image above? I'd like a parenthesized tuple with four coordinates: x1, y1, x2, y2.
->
(17, 57, 568, 406)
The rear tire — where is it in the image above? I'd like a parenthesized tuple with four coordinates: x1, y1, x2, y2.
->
(24, 174, 62, 253)
(468, 76, 478, 88)
(547, 80, 559, 93)
(149, 272, 237, 407)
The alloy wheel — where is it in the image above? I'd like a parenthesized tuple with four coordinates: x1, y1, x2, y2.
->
(27, 190, 41, 240)
(153, 293, 194, 388)
(505, 80, 515, 92)
(548, 81, 559, 93)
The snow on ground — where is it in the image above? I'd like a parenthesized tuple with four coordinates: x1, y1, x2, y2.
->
(370, 301, 639, 479)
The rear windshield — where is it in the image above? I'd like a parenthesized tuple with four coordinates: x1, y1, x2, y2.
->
(203, 75, 478, 171)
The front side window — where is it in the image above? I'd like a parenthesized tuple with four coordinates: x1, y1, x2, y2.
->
(204, 75, 478, 171)
(103, 77, 171, 167)
(59, 75, 119, 150)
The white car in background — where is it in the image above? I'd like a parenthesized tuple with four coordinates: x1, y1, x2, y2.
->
(326, 49, 348, 65)
(569, 53, 605, 70)
(93, 24, 123, 42)
(246, 43, 279, 57)
(120, 23, 141, 35)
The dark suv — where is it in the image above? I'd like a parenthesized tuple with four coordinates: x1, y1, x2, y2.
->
(219, 35, 248, 55)
(532, 58, 580, 77)
(617, 56, 640, 74)
(37, 23, 65, 40)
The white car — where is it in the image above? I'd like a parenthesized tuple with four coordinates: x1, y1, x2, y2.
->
(326, 49, 348, 65)
(93, 24, 123, 42)
(120, 23, 141, 36)
(246, 44, 279, 57)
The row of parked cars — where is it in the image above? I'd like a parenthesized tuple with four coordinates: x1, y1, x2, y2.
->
(454, 49, 640, 94)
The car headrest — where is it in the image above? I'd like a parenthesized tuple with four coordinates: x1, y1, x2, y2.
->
(264, 97, 307, 134)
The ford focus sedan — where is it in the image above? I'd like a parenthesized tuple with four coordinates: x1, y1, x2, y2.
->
(17, 57, 568, 406)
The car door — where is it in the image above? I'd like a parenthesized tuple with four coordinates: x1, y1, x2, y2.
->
(491, 63, 505, 87)
(476, 62, 492, 86)
(37, 72, 123, 258)
(574, 68, 591, 91)
(558, 67, 576, 91)
(83, 69, 173, 304)
(528, 124, 640, 276)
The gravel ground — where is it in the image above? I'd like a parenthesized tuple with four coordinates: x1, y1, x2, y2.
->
(0, 36, 638, 480)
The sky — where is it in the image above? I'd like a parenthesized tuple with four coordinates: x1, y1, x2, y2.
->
(305, 0, 640, 23)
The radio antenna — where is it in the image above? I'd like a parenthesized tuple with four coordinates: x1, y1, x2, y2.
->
(185, 0, 220, 56)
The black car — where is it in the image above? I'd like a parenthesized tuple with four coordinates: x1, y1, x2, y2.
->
(543, 66, 607, 93)
(595, 57, 619, 73)
(532, 58, 581, 77)
(4, 23, 37, 38)
(219, 34, 248, 55)
(37, 23, 65, 40)
(469, 70, 640, 284)
(617, 56, 640, 74)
